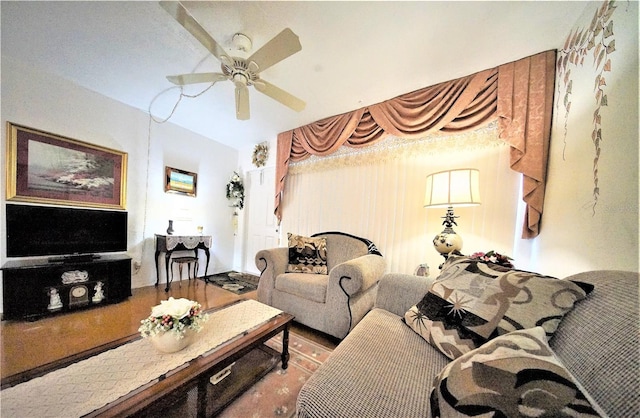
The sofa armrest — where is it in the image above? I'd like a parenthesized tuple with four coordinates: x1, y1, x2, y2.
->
(375, 273, 435, 317)
(330, 254, 386, 296)
(255, 247, 289, 304)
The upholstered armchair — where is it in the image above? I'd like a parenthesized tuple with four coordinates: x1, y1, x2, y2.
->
(255, 232, 386, 339)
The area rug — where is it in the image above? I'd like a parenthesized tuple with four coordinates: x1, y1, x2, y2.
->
(201, 271, 259, 294)
(216, 332, 333, 418)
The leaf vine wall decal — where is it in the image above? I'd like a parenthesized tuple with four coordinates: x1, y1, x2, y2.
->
(556, 0, 617, 215)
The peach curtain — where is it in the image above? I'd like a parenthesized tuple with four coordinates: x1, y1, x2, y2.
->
(275, 50, 556, 238)
(497, 52, 556, 238)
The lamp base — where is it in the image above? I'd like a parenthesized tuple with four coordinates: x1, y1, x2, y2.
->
(433, 228, 463, 255)
(432, 206, 464, 268)
(433, 228, 463, 268)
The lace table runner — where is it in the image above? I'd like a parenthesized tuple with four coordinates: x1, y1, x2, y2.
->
(1, 300, 283, 417)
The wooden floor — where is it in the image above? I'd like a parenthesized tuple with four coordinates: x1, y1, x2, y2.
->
(1, 278, 339, 380)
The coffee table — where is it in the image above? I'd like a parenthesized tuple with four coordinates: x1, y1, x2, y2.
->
(1, 299, 294, 417)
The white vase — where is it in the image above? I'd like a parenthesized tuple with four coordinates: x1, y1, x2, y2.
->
(149, 329, 194, 353)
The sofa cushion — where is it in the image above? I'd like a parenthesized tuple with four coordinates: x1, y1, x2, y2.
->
(549, 270, 639, 416)
(275, 273, 328, 303)
(297, 308, 449, 418)
(286, 233, 328, 274)
(430, 326, 605, 417)
(404, 259, 591, 360)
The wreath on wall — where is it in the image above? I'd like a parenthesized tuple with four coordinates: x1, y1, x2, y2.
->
(252, 142, 269, 167)
(226, 171, 244, 209)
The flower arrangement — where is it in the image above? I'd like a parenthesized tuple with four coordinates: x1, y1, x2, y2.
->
(138, 297, 208, 340)
(226, 171, 244, 209)
(470, 250, 514, 268)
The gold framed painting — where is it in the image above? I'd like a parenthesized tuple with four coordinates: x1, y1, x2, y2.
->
(6, 122, 127, 209)
(165, 166, 197, 197)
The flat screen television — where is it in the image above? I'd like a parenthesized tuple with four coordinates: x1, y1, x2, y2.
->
(6, 204, 128, 260)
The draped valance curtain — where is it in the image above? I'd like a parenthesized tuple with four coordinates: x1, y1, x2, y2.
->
(276, 50, 555, 238)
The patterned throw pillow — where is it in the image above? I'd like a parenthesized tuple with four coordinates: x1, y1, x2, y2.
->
(286, 233, 328, 274)
(404, 256, 592, 360)
(430, 327, 605, 417)
(439, 254, 514, 277)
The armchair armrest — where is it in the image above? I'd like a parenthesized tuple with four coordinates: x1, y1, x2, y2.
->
(326, 254, 386, 338)
(375, 273, 435, 317)
(330, 254, 386, 296)
(255, 247, 289, 304)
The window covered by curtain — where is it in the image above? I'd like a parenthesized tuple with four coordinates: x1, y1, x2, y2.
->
(280, 125, 521, 274)
(276, 50, 556, 239)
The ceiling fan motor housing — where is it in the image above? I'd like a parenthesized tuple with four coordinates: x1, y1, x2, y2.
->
(223, 58, 259, 87)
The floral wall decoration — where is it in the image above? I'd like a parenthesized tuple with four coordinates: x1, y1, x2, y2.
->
(556, 0, 617, 214)
(252, 142, 269, 168)
(226, 171, 245, 209)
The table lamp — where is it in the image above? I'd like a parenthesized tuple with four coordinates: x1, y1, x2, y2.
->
(424, 169, 481, 261)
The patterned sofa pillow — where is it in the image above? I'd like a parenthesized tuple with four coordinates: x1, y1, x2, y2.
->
(439, 254, 514, 278)
(404, 256, 592, 360)
(286, 233, 328, 274)
(429, 327, 605, 417)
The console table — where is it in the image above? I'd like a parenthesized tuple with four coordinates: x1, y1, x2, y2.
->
(155, 235, 211, 291)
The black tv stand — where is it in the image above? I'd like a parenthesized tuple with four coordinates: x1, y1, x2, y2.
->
(49, 254, 101, 264)
(2, 254, 131, 321)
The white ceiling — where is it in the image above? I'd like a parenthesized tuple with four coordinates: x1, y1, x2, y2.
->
(1, 1, 589, 150)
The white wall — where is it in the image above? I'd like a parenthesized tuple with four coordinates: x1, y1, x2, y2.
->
(516, 1, 639, 276)
(238, 3, 638, 279)
(1, 58, 240, 311)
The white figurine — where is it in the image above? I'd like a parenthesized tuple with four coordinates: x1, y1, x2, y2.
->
(47, 288, 63, 311)
(92, 281, 105, 303)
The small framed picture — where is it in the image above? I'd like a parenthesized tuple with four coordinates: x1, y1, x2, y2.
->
(414, 263, 430, 278)
(165, 166, 197, 197)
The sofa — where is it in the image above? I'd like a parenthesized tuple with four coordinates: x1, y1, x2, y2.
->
(297, 265, 639, 417)
(255, 232, 386, 339)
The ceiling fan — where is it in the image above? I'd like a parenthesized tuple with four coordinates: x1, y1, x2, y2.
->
(160, 1, 306, 120)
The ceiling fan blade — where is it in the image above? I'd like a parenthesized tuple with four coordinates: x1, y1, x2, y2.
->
(253, 79, 306, 112)
(246, 28, 301, 73)
(166, 72, 228, 85)
(160, 1, 232, 66)
(235, 84, 250, 120)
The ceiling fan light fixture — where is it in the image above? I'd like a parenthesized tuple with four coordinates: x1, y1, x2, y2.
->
(232, 33, 252, 53)
(232, 73, 248, 87)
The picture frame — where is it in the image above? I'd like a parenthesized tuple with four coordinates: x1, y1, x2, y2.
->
(6, 122, 127, 209)
(165, 166, 197, 197)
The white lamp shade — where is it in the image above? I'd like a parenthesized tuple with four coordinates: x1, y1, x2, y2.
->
(424, 169, 481, 208)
